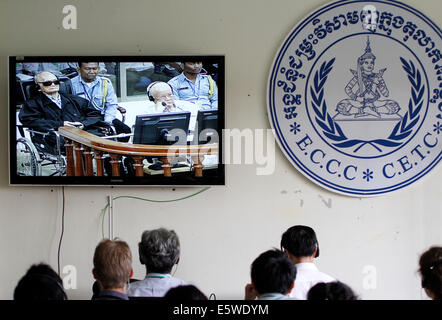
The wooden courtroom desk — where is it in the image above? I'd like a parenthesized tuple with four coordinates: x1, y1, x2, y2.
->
(57, 126, 218, 178)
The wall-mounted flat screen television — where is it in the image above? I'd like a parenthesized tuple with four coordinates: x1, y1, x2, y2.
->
(9, 56, 225, 186)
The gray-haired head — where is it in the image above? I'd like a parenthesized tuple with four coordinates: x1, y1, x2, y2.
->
(34, 71, 57, 84)
(138, 228, 180, 274)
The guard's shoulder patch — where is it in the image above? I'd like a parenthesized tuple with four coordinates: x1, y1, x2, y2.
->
(99, 76, 112, 83)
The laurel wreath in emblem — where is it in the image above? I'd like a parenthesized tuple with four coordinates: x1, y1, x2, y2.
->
(310, 57, 424, 154)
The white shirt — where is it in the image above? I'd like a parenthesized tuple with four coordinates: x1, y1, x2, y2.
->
(290, 262, 335, 300)
(146, 100, 199, 132)
(258, 292, 298, 300)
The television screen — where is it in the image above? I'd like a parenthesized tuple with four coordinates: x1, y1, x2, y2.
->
(193, 109, 218, 145)
(9, 56, 225, 186)
(133, 112, 191, 145)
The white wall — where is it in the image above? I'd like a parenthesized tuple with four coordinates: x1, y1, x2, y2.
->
(0, 0, 440, 300)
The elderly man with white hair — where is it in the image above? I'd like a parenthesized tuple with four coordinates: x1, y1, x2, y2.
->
(146, 81, 198, 132)
(18, 71, 106, 154)
(125, 81, 200, 173)
(127, 228, 186, 297)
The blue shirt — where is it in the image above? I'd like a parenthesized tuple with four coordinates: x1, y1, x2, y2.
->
(168, 73, 218, 109)
(71, 75, 118, 123)
(127, 273, 186, 297)
(92, 289, 129, 300)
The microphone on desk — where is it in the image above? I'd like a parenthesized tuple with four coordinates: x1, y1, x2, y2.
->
(162, 102, 176, 112)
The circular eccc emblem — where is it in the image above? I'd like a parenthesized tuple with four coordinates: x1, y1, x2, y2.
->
(268, 0, 441, 196)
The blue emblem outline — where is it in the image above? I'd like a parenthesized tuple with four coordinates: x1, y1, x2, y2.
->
(268, 0, 442, 195)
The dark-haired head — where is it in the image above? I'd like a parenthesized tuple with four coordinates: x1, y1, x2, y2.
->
(77, 61, 99, 69)
(14, 263, 67, 300)
(250, 249, 296, 296)
(307, 281, 358, 300)
(419, 246, 442, 300)
(164, 285, 208, 301)
(281, 225, 319, 259)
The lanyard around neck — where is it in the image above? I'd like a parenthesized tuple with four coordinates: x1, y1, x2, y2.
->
(81, 80, 101, 109)
(147, 274, 170, 279)
(185, 74, 201, 99)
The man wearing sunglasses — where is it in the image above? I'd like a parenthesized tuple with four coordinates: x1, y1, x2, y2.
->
(19, 71, 106, 154)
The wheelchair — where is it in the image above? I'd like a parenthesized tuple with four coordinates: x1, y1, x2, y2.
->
(16, 129, 67, 177)
(15, 74, 127, 177)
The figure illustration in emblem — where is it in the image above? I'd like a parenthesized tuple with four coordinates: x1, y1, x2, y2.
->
(335, 37, 400, 119)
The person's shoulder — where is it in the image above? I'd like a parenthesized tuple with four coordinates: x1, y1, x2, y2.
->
(62, 92, 88, 104)
(259, 293, 298, 300)
(25, 92, 44, 104)
(128, 279, 145, 288)
(200, 74, 214, 83)
(97, 76, 115, 90)
(26, 93, 54, 110)
(200, 74, 212, 79)
(171, 276, 186, 285)
(168, 73, 184, 84)
(146, 101, 160, 114)
(321, 272, 336, 282)
(93, 290, 129, 301)
(61, 92, 78, 99)
(127, 279, 144, 293)
(176, 100, 196, 110)
(98, 76, 113, 84)
(315, 269, 335, 282)
(70, 75, 81, 84)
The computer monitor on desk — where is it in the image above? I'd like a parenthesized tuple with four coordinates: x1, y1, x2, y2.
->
(193, 110, 218, 144)
(133, 111, 191, 145)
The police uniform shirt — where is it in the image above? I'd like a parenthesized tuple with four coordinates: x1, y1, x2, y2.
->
(71, 75, 118, 123)
(168, 73, 218, 110)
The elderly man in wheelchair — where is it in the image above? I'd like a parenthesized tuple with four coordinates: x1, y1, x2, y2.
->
(17, 71, 115, 176)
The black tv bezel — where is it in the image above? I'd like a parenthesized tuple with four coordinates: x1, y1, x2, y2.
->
(9, 55, 225, 186)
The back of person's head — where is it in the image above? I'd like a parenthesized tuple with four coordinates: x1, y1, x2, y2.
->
(139, 228, 180, 274)
(419, 246, 442, 300)
(307, 281, 358, 300)
(164, 285, 208, 301)
(250, 249, 296, 296)
(281, 225, 319, 258)
(93, 238, 133, 290)
(14, 263, 67, 300)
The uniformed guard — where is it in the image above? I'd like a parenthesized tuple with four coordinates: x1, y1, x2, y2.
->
(71, 61, 131, 141)
(168, 62, 218, 110)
